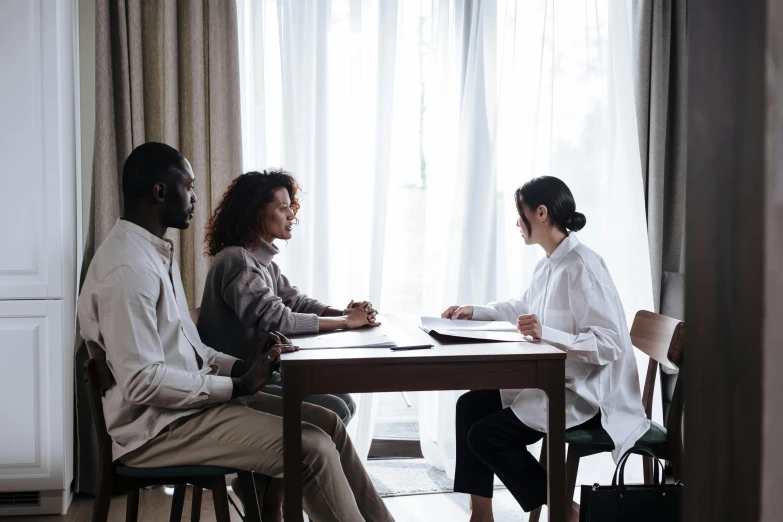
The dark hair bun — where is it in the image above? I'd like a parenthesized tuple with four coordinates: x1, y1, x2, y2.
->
(565, 211, 586, 232)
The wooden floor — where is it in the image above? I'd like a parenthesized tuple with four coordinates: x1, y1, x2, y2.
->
(5, 486, 537, 522)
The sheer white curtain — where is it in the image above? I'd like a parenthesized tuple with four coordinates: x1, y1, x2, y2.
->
(237, 0, 656, 487)
(237, 0, 403, 460)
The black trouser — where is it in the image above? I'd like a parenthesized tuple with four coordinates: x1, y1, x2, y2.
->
(453, 389, 600, 512)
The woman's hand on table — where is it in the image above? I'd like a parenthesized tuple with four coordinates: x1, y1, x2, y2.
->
(344, 306, 381, 328)
(441, 305, 474, 320)
(345, 299, 378, 317)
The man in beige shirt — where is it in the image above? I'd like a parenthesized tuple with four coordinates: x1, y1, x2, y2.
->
(78, 142, 393, 522)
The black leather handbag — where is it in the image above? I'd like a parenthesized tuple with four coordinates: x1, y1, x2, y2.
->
(579, 446, 683, 522)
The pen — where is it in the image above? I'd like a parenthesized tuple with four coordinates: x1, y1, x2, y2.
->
(390, 344, 434, 351)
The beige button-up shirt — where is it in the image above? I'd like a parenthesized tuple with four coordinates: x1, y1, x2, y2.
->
(78, 219, 238, 461)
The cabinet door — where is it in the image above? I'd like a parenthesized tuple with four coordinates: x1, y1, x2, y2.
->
(0, 300, 65, 491)
(0, 0, 70, 300)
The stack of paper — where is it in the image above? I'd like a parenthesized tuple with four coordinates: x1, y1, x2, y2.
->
(294, 332, 397, 350)
(420, 317, 532, 342)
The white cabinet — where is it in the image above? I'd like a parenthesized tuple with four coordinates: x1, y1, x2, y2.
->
(0, 0, 77, 515)
(0, 0, 70, 301)
(0, 301, 67, 489)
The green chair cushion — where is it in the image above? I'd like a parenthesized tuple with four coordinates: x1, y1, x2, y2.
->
(566, 421, 667, 448)
(115, 464, 237, 478)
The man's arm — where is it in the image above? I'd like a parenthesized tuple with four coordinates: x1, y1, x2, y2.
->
(98, 266, 234, 408)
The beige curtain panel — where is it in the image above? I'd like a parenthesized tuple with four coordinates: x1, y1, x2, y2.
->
(632, 0, 688, 312)
(75, 0, 243, 493)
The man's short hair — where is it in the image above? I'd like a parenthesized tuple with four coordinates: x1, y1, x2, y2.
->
(121, 142, 186, 214)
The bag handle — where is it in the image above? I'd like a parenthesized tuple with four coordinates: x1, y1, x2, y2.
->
(611, 445, 666, 495)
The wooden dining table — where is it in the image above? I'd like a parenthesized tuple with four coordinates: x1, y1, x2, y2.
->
(281, 314, 568, 522)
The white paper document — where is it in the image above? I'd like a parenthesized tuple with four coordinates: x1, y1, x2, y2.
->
(420, 316, 531, 342)
(421, 317, 519, 332)
(294, 332, 397, 350)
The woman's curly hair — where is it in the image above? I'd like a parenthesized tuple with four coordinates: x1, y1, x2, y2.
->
(205, 169, 301, 257)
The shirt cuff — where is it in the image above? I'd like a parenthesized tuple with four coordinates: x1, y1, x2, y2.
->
(206, 375, 235, 404)
(212, 352, 240, 377)
(293, 312, 320, 334)
(471, 305, 497, 321)
(541, 325, 573, 349)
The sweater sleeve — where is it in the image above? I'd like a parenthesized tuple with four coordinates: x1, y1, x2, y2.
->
(270, 262, 328, 315)
(221, 264, 320, 335)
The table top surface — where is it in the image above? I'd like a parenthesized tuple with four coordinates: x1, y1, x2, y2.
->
(280, 314, 565, 366)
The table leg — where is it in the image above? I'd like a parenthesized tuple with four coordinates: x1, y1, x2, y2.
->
(539, 359, 566, 522)
(283, 367, 305, 522)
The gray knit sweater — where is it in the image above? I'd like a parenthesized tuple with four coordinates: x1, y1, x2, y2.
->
(198, 240, 327, 360)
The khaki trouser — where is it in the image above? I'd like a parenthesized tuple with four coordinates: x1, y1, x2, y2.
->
(122, 392, 393, 522)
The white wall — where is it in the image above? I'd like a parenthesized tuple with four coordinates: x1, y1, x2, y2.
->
(762, 1, 783, 519)
(78, 0, 95, 242)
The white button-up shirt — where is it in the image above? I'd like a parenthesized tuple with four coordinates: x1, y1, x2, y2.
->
(78, 219, 238, 461)
(472, 234, 649, 461)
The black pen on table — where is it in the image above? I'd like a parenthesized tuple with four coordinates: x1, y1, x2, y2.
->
(390, 344, 434, 351)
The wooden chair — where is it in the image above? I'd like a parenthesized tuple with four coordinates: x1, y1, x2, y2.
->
(83, 343, 262, 522)
(529, 310, 685, 522)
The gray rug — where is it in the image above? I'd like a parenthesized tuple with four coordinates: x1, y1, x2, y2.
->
(367, 458, 504, 498)
(373, 420, 420, 439)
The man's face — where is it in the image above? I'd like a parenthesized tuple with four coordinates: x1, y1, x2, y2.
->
(161, 159, 197, 230)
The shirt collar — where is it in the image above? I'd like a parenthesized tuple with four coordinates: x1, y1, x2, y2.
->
(250, 239, 280, 267)
(546, 233, 580, 269)
(115, 218, 174, 256)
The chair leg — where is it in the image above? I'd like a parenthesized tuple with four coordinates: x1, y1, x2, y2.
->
(191, 486, 203, 522)
(126, 488, 140, 522)
(528, 439, 547, 522)
(565, 448, 581, 509)
(91, 472, 114, 522)
(169, 484, 187, 522)
(237, 472, 262, 522)
(211, 479, 232, 522)
(642, 455, 654, 484)
(670, 454, 683, 483)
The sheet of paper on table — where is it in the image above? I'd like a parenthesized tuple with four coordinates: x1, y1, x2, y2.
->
(294, 331, 397, 350)
(420, 316, 534, 342)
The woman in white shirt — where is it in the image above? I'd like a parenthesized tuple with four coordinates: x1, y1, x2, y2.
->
(443, 176, 648, 522)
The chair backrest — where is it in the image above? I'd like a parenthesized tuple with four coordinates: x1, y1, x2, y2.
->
(83, 341, 117, 474)
(630, 310, 685, 450)
(189, 307, 201, 325)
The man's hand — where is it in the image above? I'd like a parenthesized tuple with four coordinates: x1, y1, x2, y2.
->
(517, 314, 542, 340)
(441, 305, 474, 320)
(231, 331, 299, 397)
(262, 331, 297, 356)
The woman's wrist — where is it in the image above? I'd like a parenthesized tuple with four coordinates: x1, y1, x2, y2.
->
(318, 316, 349, 331)
(321, 306, 344, 317)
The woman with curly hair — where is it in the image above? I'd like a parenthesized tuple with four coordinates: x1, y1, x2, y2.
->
(198, 169, 377, 425)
